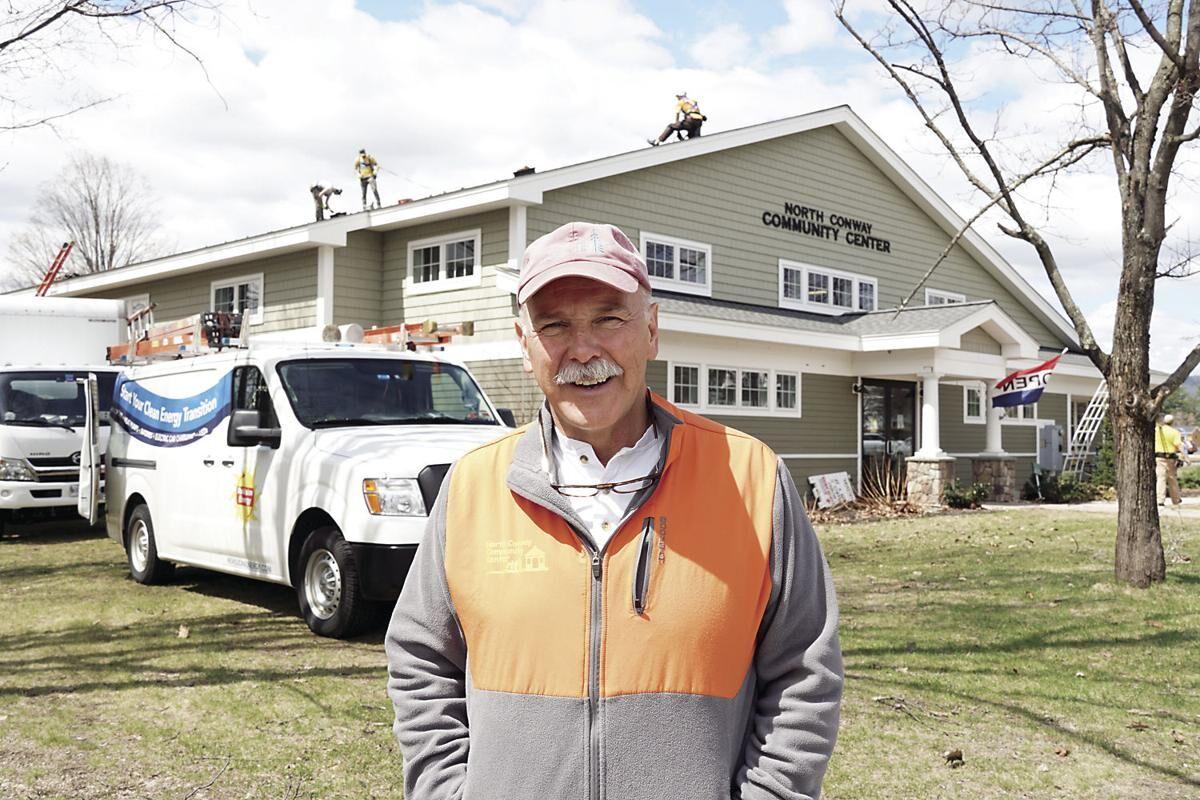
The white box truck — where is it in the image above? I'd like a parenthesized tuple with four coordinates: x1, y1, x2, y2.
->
(92, 334, 512, 638)
(0, 297, 124, 535)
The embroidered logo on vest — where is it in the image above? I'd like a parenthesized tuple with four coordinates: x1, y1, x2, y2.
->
(486, 540, 549, 574)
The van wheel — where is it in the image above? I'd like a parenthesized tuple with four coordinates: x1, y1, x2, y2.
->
(297, 526, 372, 638)
(126, 504, 175, 584)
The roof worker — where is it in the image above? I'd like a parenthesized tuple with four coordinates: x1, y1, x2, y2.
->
(648, 91, 707, 146)
(309, 184, 326, 221)
(386, 220, 843, 800)
(355, 148, 382, 210)
(1155, 413, 1186, 506)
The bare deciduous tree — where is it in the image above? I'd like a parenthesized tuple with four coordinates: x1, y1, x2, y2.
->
(835, 1, 1200, 586)
(6, 153, 170, 288)
(0, 1, 219, 133)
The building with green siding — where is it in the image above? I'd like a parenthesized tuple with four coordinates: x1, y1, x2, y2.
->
(32, 106, 1108, 503)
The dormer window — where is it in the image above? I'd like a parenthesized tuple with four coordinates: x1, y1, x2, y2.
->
(779, 260, 877, 315)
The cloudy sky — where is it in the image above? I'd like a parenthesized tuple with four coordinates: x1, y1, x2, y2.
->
(2, 0, 1198, 374)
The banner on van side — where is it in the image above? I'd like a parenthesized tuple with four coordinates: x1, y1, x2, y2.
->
(112, 373, 234, 447)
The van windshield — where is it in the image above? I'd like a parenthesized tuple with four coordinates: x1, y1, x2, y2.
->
(0, 371, 117, 428)
(277, 358, 499, 428)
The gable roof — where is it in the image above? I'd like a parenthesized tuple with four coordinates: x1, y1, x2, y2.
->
(29, 106, 1078, 346)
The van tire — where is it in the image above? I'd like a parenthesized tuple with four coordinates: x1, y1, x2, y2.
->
(297, 526, 372, 639)
(126, 504, 175, 584)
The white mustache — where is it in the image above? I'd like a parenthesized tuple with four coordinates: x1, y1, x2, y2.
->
(554, 358, 624, 386)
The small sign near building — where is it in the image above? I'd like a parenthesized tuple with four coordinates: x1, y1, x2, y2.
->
(809, 471, 857, 509)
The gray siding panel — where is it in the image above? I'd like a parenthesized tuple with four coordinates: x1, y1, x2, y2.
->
(467, 357, 543, 425)
(88, 250, 318, 334)
(334, 230, 384, 327)
(530, 126, 1067, 348)
(960, 326, 1002, 355)
(381, 210, 511, 340)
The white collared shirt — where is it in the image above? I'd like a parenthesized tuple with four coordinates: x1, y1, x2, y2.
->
(551, 424, 661, 551)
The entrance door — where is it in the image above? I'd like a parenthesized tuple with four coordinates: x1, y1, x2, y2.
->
(861, 380, 917, 495)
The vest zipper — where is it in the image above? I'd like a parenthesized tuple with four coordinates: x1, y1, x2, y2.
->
(632, 517, 655, 615)
(588, 550, 602, 800)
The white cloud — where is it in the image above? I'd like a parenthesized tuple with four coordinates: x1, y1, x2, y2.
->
(690, 23, 753, 72)
(763, 0, 840, 57)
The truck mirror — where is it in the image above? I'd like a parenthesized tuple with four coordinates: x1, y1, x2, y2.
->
(497, 407, 517, 428)
(229, 408, 282, 449)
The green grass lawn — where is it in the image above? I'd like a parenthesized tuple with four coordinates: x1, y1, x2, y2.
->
(1, 509, 1197, 799)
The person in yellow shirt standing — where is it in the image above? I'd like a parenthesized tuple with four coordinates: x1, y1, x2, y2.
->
(1154, 413, 1185, 506)
(355, 148, 382, 210)
(647, 92, 706, 146)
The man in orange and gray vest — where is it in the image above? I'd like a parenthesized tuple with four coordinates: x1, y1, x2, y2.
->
(1155, 413, 1185, 506)
(355, 148, 382, 210)
(648, 91, 707, 146)
(386, 220, 843, 799)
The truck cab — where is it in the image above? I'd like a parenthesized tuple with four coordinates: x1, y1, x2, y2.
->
(103, 340, 511, 638)
(0, 297, 125, 535)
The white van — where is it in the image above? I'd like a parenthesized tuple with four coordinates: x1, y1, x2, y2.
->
(99, 341, 511, 637)
(0, 297, 124, 535)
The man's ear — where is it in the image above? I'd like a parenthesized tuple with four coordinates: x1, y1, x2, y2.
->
(515, 320, 533, 373)
(647, 302, 660, 361)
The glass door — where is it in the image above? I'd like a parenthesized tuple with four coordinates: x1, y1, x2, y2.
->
(861, 380, 916, 496)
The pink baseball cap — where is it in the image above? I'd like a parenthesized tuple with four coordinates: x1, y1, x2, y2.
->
(517, 221, 651, 304)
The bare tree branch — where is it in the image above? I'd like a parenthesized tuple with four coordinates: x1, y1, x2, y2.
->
(1152, 344, 1200, 409)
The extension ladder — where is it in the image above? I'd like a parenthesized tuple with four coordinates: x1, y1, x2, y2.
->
(1062, 381, 1109, 480)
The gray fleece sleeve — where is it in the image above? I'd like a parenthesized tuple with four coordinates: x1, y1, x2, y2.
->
(385, 476, 469, 800)
(736, 458, 844, 800)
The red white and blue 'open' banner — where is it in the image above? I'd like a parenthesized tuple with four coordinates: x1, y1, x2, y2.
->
(993, 350, 1066, 408)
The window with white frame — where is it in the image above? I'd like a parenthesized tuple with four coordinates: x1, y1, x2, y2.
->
(121, 294, 150, 319)
(672, 364, 700, 406)
(776, 373, 798, 411)
(211, 274, 263, 325)
(779, 260, 877, 315)
(964, 384, 985, 423)
(640, 232, 712, 296)
(669, 362, 800, 416)
(926, 288, 966, 305)
(406, 229, 481, 294)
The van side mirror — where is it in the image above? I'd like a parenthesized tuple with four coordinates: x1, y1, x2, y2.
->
(497, 407, 517, 428)
(228, 408, 282, 449)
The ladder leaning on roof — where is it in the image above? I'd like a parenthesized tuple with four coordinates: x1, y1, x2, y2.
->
(1062, 381, 1109, 480)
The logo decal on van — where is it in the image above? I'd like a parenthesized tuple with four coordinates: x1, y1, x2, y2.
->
(112, 373, 234, 447)
(235, 469, 257, 521)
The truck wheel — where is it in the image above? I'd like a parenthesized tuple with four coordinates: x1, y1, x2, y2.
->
(126, 504, 175, 584)
(297, 526, 372, 638)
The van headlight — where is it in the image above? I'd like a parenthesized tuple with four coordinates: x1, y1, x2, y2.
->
(362, 478, 426, 516)
(0, 458, 37, 482)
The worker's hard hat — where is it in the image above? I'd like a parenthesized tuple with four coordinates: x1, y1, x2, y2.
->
(1164, 413, 1175, 424)
(359, 148, 367, 153)
(675, 91, 687, 97)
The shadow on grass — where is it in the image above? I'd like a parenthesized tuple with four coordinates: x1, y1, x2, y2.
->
(173, 567, 299, 617)
(0, 522, 106, 545)
(0, 608, 385, 701)
(850, 669, 1200, 790)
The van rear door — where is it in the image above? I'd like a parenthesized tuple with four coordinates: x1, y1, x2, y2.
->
(76, 373, 100, 525)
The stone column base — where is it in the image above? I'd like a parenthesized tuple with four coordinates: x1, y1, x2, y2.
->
(905, 456, 956, 508)
(971, 456, 1017, 503)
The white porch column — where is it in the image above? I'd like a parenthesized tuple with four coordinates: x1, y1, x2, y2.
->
(915, 371, 944, 458)
(984, 380, 1005, 455)
(316, 244, 335, 328)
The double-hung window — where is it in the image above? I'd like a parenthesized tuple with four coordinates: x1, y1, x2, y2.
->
(211, 273, 263, 325)
(964, 384, 985, 423)
(669, 362, 800, 417)
(779, 260, 876, 315)
(640, 232, 712, 296)
(926, 288, 966, 305)
(406, 229, 482, 294)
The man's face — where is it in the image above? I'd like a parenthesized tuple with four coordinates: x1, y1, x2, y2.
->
(516, 277, 658, 441)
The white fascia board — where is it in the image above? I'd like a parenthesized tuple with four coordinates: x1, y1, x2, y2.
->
(48, 222, 351, 297)
(657, 310, 861, 351)
(513, 107, 854, 194)
(832, 114, 1081, 348)
(366, 183, 542, 232)
(931, 348, 1006, 379)
(859, 331, 942, 351)
(852, 349, 937, 377)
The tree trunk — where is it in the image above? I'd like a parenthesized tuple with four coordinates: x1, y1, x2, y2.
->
(1112, 406, 1165, 585)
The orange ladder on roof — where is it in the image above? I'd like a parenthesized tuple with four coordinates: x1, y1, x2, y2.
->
(35, 242, 74, 296)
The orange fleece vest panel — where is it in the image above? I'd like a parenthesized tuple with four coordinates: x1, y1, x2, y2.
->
(444, 402, 776, 700)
